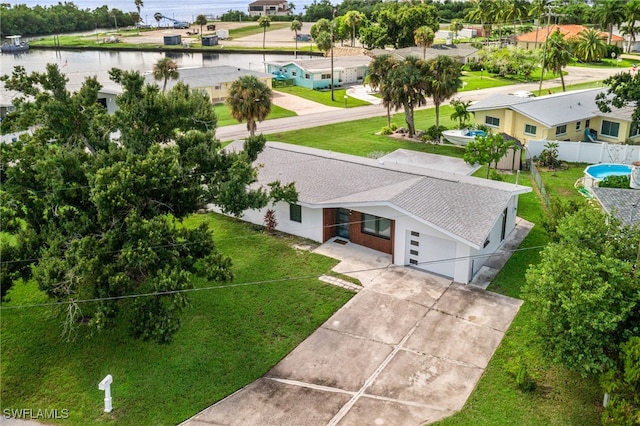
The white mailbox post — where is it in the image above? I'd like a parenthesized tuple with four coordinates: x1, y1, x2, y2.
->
(98, 374, 113, 413)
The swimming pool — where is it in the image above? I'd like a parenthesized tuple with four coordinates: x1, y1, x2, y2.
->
(583, 163, 632, 187)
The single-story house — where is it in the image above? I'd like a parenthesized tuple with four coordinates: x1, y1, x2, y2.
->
(220, 141, 531, 284)
(467, 88, 640, 145)
(264, 55, 370, 89)
(143, 65, 273, 102)
(369, 43, 480, 64)
(514, 25, 624, 50)
(591, 187, 640, 226)
(248, 0, 290, 17)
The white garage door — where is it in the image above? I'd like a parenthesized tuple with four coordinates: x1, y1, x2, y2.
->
(405, 230, 456, 279)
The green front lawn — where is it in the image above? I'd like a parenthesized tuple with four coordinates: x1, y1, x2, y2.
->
(214, 102, 296, 127)
(1, 215, 353, 425)
(275, 86, 372, 108)
(228, 22, 289, 39)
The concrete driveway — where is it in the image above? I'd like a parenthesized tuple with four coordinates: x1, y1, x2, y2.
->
(182, 242, 522, 426)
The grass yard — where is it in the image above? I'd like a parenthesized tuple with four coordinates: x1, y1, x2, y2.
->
(228, 22, 289, 39)
(267, 105, 463, 157)
(214, 102, 296, 127)
(274, 86, 372, 108)
(0, 215, 354, 425)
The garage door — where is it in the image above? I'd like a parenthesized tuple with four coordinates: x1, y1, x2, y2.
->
(405, 230, 456, 279)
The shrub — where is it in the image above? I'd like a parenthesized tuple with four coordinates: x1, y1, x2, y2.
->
(537, 141, 562, 169)
(506, 357, 536, 392)
(599, 174, 630, 188)
(379, 126, 392, 135)
(263, 209, 278, 233)
(389, 123, 398, 131)
(423, 124, 447, 142)
(489, 169, 504, 181)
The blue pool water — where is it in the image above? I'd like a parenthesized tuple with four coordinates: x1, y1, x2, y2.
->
(584, 163, 632, 180)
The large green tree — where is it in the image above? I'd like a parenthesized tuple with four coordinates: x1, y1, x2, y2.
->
(414, 25, 435, 60)
(423, 55, 462, 131)
(601, 336, 640, 425)
(258, 15, 271, 49)
(152, 57, 179, 92)
(544, 29, 573, 91)
(595, 0, 627, 45)
(226, 75, 273, 137)
(380, 56, 426, 137)
(523, 207, 640, 376)
(195, 14, 208, 38)
(290, 19, 302, 57)
(367, 53, 398, 126)
(344, 10, 366, 46)
(0, 64, 295, 343)
(574, 28, 608, 63)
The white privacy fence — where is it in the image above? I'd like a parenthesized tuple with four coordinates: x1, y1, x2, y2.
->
(527, 140, 640, 164)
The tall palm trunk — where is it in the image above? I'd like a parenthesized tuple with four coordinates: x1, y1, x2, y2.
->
(403, 102, 415, 137)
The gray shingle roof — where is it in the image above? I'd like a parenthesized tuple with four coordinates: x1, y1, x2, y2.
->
(468, 88, 626, 127)
(234, 141, 531, 248)
(591, 187, 640, 226)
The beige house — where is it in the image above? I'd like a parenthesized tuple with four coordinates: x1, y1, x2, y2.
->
(514, 24, 624, 50)
(248, 0, 290, 17)
(144, 66, 273, 103)
(467, 88, 639, 145)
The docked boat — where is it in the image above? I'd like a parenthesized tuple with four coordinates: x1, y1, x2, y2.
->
(441, 128, 486, 146)
(1, 35, 29, 53)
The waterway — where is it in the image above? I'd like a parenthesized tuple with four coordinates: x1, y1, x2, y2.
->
(6, 0, 314, 24)
(1, 49, 309, 76)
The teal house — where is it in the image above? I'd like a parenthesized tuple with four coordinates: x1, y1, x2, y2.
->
(264, 55, 370, 89)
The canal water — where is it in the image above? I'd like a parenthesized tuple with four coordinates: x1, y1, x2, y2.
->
(1, 49, 308, 76)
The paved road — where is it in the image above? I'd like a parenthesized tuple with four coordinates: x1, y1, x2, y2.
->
(217, 65, 626, 141)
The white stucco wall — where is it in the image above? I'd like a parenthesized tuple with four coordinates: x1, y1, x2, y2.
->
(236, 202, 324, 242)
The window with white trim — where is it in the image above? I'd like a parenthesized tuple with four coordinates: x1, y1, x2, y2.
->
(601, 120, 620, 137)
(321, 73, 331, 79)
(485, 116, 500, 127)
(629, 121, 640, 137)
(555, 124, 567, 136)
(524, 124, 537, 135)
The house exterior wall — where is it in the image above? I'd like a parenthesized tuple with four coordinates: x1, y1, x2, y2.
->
(248, 1, 289, 17)
(349, 211, 394, 256)
(473, 108, 636, 145)
(234, 202, 324, 242)
(208, 77, 273, 102)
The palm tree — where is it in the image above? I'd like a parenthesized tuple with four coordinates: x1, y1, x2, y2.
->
(367, 54, 398, 126)
(423, 55, 462, 132)
(623, 0, 640, 52)
(450, 19, 464, 40)
(343, 10, 365, 47)
(414, 26, 435, 60)
(290, 19, 302, 57)
(226, 75, 273, 137)
(153, 57, 179, 92)
(504, 0, 528, 37)
(134, 0, 144, 34)
(195, 14, 207, 39)
(544, 29, 572, 91)
(450, 99, 472, 128)
(595, 0, 626, 45)
(575, 28, 608, 63)
(314, 31, 332, 53)
(258, 15, 271, 49)
(466, 0, 494, 43)
(381, 56, 426, 137)
(528, 0, 550, 46)
(153, 12, 162, 28)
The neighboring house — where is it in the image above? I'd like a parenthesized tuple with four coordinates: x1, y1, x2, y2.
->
(467, 88, 640, 145)
(265, 55, 370, 89)
(248, 0, 290, 17)
(514, 25, 624, 50)
(143, 65, 273, 102)
(369, 43, 480, 64)
(592, 187, 640, 226)
(220, 141, 531, 284)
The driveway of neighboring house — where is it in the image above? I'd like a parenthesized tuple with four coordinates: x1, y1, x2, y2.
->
(181, 238, 524, 426)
